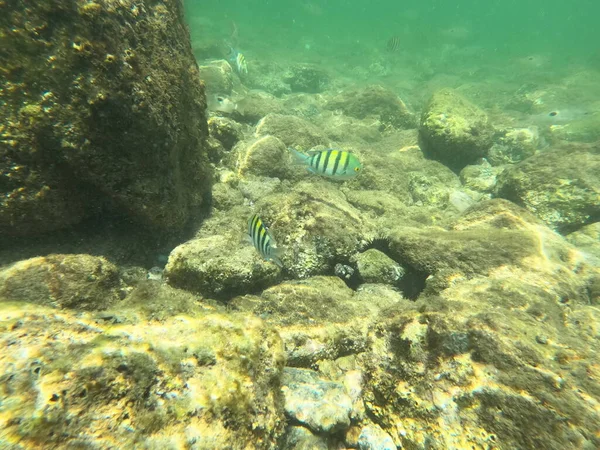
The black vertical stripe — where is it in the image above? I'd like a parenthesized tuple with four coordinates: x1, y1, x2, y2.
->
(253, 216, 262, 248)
(249, 214, 258, 240)
(314, 151, 322, 171)
(259, 226, 269, 255)
(322, 150, 332, 174)
(342, 152, 351, 172)
(331, 151, 343, 176)
(310, 153, 318, 168)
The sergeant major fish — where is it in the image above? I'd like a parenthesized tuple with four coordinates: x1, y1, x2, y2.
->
(290, 148, 362, 180)
(247, 214, 283, 267)
(228, 47, 248, 74)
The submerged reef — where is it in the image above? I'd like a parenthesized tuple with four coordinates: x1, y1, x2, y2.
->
(2, 3, 600, 449)
(0, 0, 212, 237)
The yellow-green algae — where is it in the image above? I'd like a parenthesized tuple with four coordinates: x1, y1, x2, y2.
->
(0, 301, 285, 449)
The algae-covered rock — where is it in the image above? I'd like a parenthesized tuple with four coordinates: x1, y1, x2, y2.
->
(419, 88, 494, 172)
(281, 426, 328, 450)
(208, 116, 244, 151)
(351, 249, 405, 285)
(165, 234, 281, 300)
(282, 367, 352, 434)
(236, 135, 291, 178)
(566, 222, 600, 262)
(488, 127, 539, 166)
(236, 91, 287, 124)
(548, 113, 600, 143)
(254, 180, 368, 278)
(283, 63, 330, 93)
(0, 254, 122, 310)
(358, 424, 396, 450)
(460, 159, 500, 194)
(496, 145, 600, 233)
(231, 277, 404, 366)
(255, 114, 327, 149)
(0, 0, 212, 236)
(0, 303, 286, 449)
(325, 85, 416, 130)
(197, 59, 234, 95)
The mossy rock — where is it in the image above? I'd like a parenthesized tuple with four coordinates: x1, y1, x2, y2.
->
(496, 145, 600, 233)
(325, 85, 416, 130)
(0, 254, 122, 310)
(255, 114, 327, 149)
(0, 303, 286, 449)
(419, 88, 494, 172)
(0, 0, 212, 236)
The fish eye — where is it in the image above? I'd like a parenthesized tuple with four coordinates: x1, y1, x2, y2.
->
(354, 167, 360, 172)
(217, 96, 224, 103)
(548, 111, 558, 117)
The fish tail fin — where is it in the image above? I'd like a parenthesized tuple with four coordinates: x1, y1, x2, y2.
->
(270, 246, 285, 268)
(289, 147, 309, 165)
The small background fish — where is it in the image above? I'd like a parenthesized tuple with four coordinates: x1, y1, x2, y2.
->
(387, 35, 400, 52)
(290, 148, 362, 180)
(247, 214, 283, 267)
(228, 47, 248, 74)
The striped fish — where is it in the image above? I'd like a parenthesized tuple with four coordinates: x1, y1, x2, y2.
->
(290, 148, 362, 180)
(247, 214, 283, 267)
(387, 35, 400, 52)
(227, 47, 248, 74)
(235, 52, 248, 74)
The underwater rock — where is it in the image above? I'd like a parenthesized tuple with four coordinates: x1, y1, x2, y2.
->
(210, 181, 245, 211)
(351, 142, 459, 206)
(282, 367, 352, 434)
(358, 424, 396, 450)
(321, 114, 383, 144)
(0, 303, 285, 449)
(281, 426, 329, 450)
(197, 59, 234, 95)
(0, 254, 122, 310)
(255, 114, 327, 149)
(236, 135, 291, 178)
(231, 277, 403, 366)
(208, 116, 244, 151)
(251, 180, 367, 278)
(351, 249, 405, 285)
(419, 88, 495, 172)
(236, 90, 287, 124)
(283, 63, 330, 94)
(386, 224, 538, 279)
(245, 61, 293, 96)
(459, 159, 500, 194)
(548, 113, 600, 143)
(487, 127, 539, 166)
(496, 145, 600, 233)
(165, 234, 281, 300)
(325, 85, 416, 130)
(408, 173, 453, 207)
(566, 222, 600, 263)
(0, 0, 212, 236)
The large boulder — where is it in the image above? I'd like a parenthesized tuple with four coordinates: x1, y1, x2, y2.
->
(0, 254, 123, 310)
(496, 145, 600, 233)
(325, 85, 416, 130)
(0, 302, 286, 449)
(419, 88, 494, 172)
(0, 0, 212, 236)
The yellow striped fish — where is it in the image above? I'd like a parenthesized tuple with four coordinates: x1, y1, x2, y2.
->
(228, 47, 248, 74)
(235, 52, 248, 74)
(247, 214, 283, 267)
(290, 148, 362, 180)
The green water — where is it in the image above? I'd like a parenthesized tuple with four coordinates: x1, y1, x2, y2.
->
(185, 0, 600, 71)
